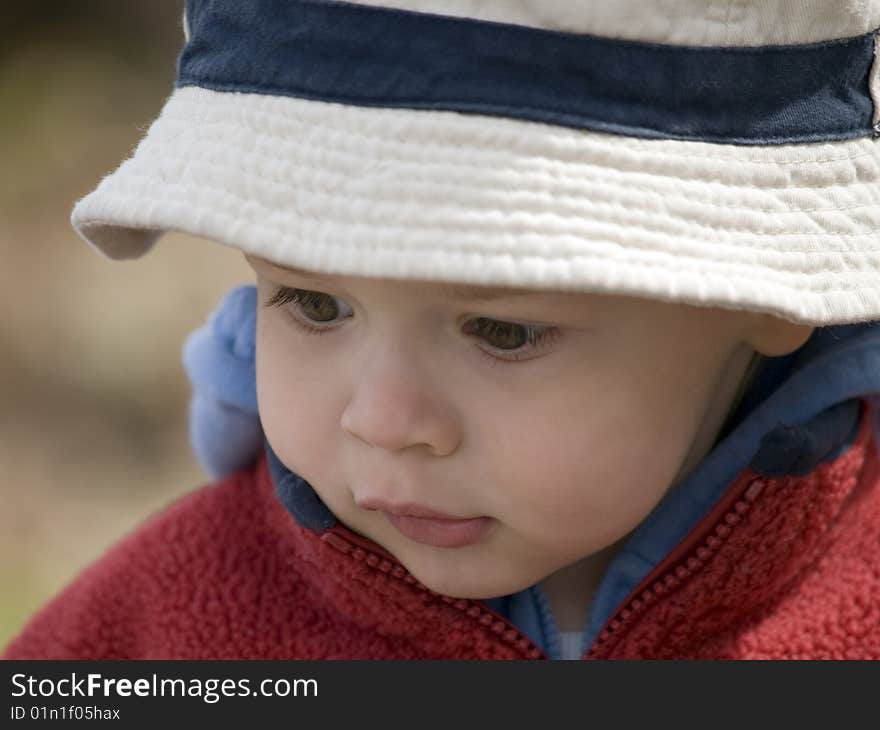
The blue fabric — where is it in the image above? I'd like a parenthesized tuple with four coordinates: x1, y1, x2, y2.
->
(182, 285, 261, 480)
(183, 285, 880, 659)
(178, 0, 880, 145)
(265, 438, 337, 530)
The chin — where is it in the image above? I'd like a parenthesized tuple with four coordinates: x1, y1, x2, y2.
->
(397, 550, 539, 601)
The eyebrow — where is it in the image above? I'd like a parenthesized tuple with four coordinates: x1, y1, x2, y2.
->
(256, 260, 548, 302)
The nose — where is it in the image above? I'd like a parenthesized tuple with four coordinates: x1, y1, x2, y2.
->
(340, 343, 462, 457)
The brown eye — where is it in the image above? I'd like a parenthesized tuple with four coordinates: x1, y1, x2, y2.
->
(463, 317, 561, 363)
(468, 318, 528, 350)
(296, 290, 340, 322)
(264, 287, 353, 329)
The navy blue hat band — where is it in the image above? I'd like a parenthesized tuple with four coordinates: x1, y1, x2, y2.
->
(179, 0, 880, 146)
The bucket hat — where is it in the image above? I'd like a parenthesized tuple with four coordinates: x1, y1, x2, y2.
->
(71, 0, 880, 325)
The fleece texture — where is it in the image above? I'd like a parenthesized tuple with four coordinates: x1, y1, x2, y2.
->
(4, 397, 880, 660)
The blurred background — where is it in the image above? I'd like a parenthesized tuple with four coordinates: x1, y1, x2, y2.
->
(1, 2, 253, 646)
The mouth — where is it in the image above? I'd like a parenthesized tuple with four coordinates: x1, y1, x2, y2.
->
(356, 497, 493, 548)
(383, 513, 494, 548)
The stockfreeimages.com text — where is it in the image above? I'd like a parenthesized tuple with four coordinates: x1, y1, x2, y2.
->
(11, 673, 317, 704)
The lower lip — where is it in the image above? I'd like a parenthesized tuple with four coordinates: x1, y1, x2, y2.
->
(384, 513, 493, 548)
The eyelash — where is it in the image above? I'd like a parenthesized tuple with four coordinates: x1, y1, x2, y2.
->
(263, 286, 560, 365)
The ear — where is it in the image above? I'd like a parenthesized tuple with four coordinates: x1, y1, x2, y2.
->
(745, 313, 815, 357)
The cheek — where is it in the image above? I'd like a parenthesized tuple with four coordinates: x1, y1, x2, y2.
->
(255, 313, 343, 477)
(479, 375, 700, 546)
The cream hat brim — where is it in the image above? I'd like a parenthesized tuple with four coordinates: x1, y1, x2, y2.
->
(72, 84, 880, 326)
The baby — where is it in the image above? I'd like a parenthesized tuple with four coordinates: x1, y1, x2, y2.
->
(5, 0, 880, 659)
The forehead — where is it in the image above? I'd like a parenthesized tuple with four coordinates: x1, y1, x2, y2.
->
(246, 254, 605, 306)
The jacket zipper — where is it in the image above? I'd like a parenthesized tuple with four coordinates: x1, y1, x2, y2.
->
(318, 475, 767, 660)
(585, 396, 876, 659)
(318, 472, 767, 660)
(320, 526, 547, 659)
(583, 472, 769, 659)
(304, 399, 874, 659)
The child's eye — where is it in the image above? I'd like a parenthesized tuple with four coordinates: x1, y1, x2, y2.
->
(463, 317, 560, 364)
(264, 287, 353, 334)
(264, 286, 560, 363)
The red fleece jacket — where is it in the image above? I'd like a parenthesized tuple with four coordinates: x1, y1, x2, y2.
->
(5, 398, 880, 660)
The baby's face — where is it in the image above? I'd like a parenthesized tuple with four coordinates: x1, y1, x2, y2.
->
(247, 254, 783, 599)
